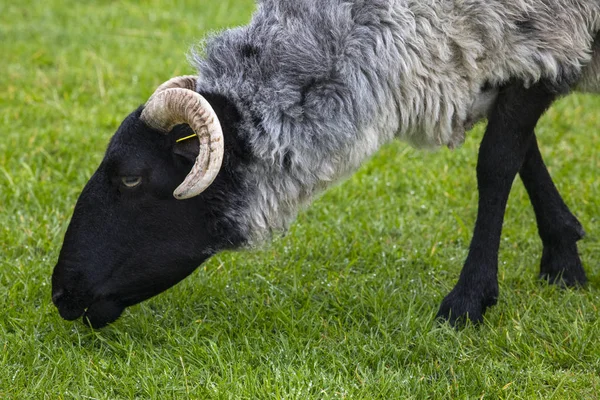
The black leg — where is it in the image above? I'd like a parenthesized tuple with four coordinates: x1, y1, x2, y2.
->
(437, 82, 557, 325)
(519, 137, 586, 286)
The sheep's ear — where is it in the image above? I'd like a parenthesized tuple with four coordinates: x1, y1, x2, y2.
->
(171, 125, 199, 162)
(173, 136, 200, 162)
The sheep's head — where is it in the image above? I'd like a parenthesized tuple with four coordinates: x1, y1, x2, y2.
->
(52, 77, 249, 328)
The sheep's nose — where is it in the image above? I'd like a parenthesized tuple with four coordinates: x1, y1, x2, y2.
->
(52, 288, 65, 305)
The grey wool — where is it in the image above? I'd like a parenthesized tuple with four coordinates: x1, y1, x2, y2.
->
(191, 0, 600, 244)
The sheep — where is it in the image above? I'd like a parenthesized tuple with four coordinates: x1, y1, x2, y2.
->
(52, 0, 600, 328)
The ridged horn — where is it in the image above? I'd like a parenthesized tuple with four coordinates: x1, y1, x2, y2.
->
(140, 77, 224, 200)
(147, 75, 198, 101)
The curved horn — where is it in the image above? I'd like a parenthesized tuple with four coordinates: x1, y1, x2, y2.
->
(140, 85, 224, 200)
(148, 75, 198, 101)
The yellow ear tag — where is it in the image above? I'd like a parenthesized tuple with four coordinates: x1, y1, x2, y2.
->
(176, 134, 196, 143)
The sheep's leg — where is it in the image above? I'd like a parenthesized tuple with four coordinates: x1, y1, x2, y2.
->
(519, 137, 587, 286)
(437, 82, 556, 325)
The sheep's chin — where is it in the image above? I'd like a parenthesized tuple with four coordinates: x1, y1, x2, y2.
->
(82, 299, 126, 329)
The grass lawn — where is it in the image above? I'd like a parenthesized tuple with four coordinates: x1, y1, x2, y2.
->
(1, 1, 599, 398)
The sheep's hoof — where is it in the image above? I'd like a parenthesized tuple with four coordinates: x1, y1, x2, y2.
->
(539, 242, 587, 287)
(436, 284, 498, 327)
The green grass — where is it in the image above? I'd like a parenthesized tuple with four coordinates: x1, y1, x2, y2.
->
(1, 1, 599, 398)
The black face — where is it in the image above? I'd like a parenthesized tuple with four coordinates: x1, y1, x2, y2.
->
(53, 98, 248, 328)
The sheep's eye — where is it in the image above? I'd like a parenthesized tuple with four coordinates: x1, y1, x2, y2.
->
(121, 176, 142, 188)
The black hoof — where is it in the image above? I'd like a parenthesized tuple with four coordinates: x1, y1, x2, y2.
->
(436, 285, 498, 327)
(539, 242, 587, 287)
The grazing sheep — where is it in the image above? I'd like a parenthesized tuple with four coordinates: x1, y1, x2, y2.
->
(52, 0, 600, 328)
